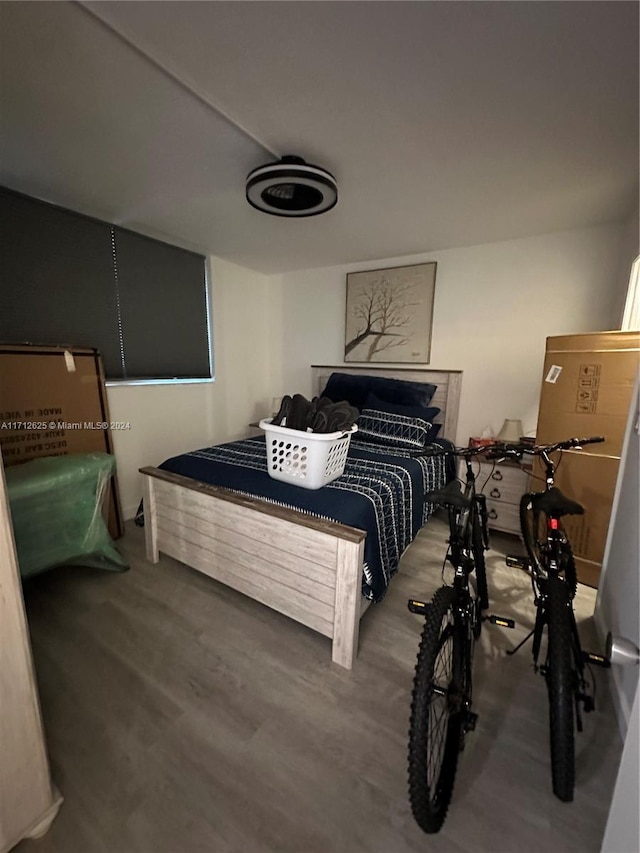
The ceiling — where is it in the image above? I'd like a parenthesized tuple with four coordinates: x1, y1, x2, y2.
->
(1, 1, 638, 274)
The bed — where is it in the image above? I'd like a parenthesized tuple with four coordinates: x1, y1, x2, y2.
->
(140, 366, 462, 669)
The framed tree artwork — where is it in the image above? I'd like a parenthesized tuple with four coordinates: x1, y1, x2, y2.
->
(344, 262, 437, 363)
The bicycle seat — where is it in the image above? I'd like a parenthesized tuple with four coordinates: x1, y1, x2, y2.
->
(425, 480, 470, 509)
(530, 487, 584, 517)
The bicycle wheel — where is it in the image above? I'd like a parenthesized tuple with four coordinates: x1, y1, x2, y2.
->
(559, 540, 578, 601)
(472, 511, 489, 610)
(408, 586, 465, 833)
(545, 575, 576, 802)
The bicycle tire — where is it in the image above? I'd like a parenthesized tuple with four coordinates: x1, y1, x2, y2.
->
(472, 512, 489, 610)
(408, 585, 465, 832)
(545, 575, 576, 802)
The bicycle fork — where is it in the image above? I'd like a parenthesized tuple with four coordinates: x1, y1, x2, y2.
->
(475, 493, 489, 550)
(505, 554, 611, 671)
(508, 593, 599, 729)
(407, 594, 516, 742)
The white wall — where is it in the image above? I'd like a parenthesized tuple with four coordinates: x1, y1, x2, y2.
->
(275, 223, 627, 445)
(107, 220, 634, 518)
(613, 207, 640, 326)
(107, 257, 277, 518)
(207, 256, 282, 437)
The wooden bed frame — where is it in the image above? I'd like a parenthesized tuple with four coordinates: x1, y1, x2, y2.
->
(140, 366, 462, 669)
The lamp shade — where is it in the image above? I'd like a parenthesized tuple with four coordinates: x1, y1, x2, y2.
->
(497, 419, 523, 442)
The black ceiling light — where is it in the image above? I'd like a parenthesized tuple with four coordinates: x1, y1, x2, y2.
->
(246, 155, 337, 217)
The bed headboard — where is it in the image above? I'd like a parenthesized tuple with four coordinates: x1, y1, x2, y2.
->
(311, 365, 462, 443)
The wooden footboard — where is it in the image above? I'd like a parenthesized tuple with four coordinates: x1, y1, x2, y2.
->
(140, 467, 367, 669)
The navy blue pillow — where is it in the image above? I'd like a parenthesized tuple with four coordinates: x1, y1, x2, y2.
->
(321, 372, 437, 411)
(427, 422, 442, 441)
(365, 393, 442, 443)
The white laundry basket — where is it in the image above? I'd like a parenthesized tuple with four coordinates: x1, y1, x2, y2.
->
(259, 419, 358, 490)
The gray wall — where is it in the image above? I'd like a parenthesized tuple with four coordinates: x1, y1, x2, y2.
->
(595, 379, 639, 733)
(596, 378, 639, 853)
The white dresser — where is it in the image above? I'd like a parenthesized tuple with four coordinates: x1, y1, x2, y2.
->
(472, 459, 529, 536)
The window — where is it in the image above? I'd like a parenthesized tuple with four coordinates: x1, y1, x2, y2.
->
(0, 187, 212, 382)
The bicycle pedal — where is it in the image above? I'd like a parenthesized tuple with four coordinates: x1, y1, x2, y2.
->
(485, 614, 516, 629)
(464, 711, 478, 732)
(506, 555, 531, 572)
(408, 598, 430, 615)
(582, 651, 611, 668)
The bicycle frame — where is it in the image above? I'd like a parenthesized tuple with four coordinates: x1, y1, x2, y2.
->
(510, 449, 578, 656)
(506, 441, 599, 719)
(528, 447, 567, 582)
(443, 453, 492, 690)
(408, 444, 516, 831)
(526, 523, 585, 689)
(447, 455, 488, 585)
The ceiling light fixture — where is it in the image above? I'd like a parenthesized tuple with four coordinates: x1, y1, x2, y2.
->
(246, 155, 337, 217)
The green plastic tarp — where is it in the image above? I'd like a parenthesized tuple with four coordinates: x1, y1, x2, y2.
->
(5, 452, 128, 578)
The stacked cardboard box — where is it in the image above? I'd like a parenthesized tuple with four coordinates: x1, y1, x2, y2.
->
(0, 344, 123, 538)
(534, 331, 639, 587)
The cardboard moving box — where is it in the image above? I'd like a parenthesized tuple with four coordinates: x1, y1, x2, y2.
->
(537, 331, 639, 457)
(535, 330, 639, 587)
(0, 344, 123, 538)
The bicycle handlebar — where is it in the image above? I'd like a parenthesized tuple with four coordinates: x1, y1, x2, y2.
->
(486, 436, 604, 460)
(412, 444, 494, 459)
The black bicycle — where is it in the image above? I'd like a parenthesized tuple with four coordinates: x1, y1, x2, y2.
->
(407, 445, 514, 832)
(490, 436, 609, 802)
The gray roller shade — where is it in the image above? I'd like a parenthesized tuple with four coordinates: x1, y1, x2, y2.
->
(0, 187, 211, 381)
(112, 226, 210, 380)
(0, 188, 123, 376)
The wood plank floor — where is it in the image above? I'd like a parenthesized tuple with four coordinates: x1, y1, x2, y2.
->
(16, 517, 622, 853)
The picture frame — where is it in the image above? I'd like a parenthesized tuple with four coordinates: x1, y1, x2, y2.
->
(344, 262, 436, 363)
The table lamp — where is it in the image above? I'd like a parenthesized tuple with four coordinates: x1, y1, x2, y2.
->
(496, 419, 523, 442)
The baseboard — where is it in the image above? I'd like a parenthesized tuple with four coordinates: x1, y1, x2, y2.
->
(123, 502, 139, 522)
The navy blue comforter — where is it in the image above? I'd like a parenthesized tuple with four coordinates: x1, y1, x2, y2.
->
(159, 435, 452, 602)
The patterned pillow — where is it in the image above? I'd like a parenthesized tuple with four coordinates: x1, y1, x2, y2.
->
(364, 393, 442, 442)
(356, 408, 432, 451)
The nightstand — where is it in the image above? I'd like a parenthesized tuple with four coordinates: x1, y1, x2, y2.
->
(463, 458, 529, 536)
